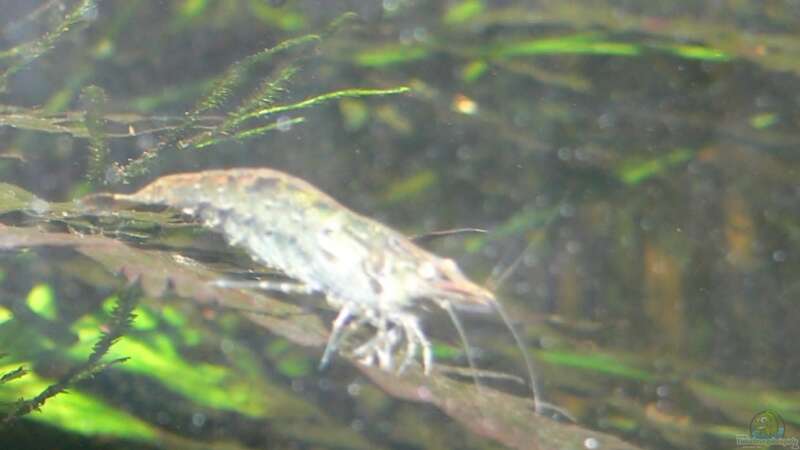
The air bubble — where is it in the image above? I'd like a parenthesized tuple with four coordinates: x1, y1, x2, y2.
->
(584, 437, 600, 449)
(28, 198, 49, 214)
(559, 203, 576, 218)
(351, 419, 365, 432)
(347, 382, 362, 397)
(382, 0, 399, 12)
(566, 240, 582, 254)
(413, 27, 429, 42)
(191, 412, 206, 428)
(596, 113, 614, 129)
(276, 115, 293, 132)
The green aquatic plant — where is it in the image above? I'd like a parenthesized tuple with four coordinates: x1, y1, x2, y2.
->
(0, 358, 28, 386)
(80, 85, 111, 185)
(0, 0, 97, 93)
(116, 13, 409, 182)
(616, 147, 695, 185)
(0, 281, 140, 424)
(0, 8, 409, 187)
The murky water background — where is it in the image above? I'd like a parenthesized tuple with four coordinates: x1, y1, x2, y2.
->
(1, 1, 799, 449)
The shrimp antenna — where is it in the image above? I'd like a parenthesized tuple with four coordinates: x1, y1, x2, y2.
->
(480, 241, 543, 408)
(490, 299, 546, 413)
(441, 301, 484, 399)
(483, 240, 576, 420)
(411, 228, 486, 244)
(484, 238, 534, 293)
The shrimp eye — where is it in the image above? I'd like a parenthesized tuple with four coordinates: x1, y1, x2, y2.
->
(441, 258, 458, 272)
(418, 261, 437, 279)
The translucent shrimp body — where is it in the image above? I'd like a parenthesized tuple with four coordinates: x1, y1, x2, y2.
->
(98, 168, 570, 418)
(107, 169, 495, 374)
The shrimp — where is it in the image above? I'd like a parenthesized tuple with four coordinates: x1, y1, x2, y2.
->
(95, 168, 557, 415)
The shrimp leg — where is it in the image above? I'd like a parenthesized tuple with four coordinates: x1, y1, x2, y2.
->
(319, 302, 359, 370)
(397, 313, 433, 375)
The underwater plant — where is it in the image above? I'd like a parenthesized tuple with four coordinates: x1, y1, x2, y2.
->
(0, 281, 139, 424)
(1, 2, 408, 187)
